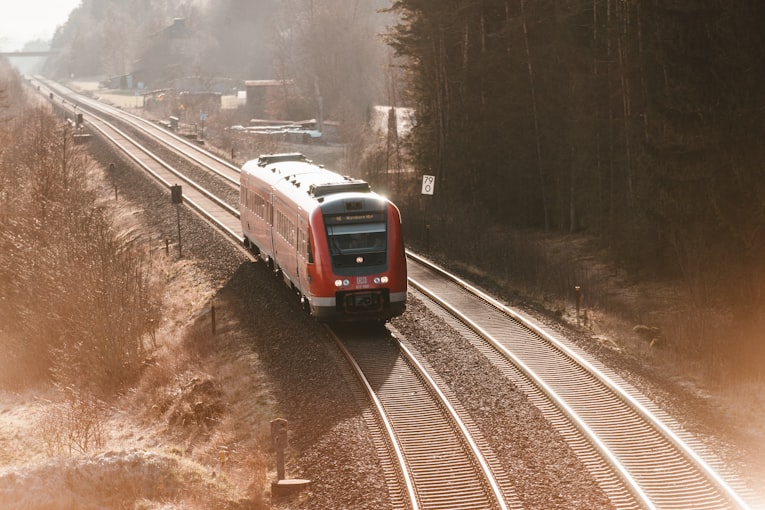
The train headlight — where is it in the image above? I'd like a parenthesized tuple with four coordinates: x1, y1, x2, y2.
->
(356, 256, 364, 264)
(334, 279, 344, 287)
(380, 276, 389, 284)
(374, 276, 389, 285)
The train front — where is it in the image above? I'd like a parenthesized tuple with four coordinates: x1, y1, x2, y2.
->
(308, 193, 407, 321)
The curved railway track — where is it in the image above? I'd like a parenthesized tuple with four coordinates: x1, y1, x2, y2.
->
(38, 77, 242, 188)
(406, 252, 751, 510)
(29, 77, 755, 509)
(32, 76, 243, 243)
(330, 325, 519, 510)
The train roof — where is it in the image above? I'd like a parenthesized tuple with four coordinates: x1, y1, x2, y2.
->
(241, 153, 384, 212)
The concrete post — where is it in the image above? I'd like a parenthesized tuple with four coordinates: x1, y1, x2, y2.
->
(271, 418, 288, 481)
(269, 418, 310, 495)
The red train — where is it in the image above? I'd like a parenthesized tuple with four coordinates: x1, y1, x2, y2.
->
(239, 153, 407, 321)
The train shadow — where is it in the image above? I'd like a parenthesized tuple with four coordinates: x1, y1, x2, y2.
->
(200, 258, 401, 451)
(329, 322, 402, 392)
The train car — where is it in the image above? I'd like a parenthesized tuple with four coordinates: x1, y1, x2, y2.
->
(240, 153, 406, 321)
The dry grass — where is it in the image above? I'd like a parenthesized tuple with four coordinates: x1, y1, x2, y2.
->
(36, 391, 108, 456)
(126, 268, 273, 508)
(0, 79, 271, 507)
(0, 448, 246, 509)
(0, 239, 270, 509)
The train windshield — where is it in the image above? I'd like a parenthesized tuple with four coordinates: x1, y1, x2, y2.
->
(327, 222, 387, 268)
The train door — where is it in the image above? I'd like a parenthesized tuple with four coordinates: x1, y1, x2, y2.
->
(240, 177, 250, 242)
(268, 192, 276, 261)
(297, 215, 309, 294)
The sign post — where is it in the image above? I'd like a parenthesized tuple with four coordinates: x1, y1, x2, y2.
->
(109, 162, 117, 200)
(171, 184, 183, 257)
(421, 175, 435, 250)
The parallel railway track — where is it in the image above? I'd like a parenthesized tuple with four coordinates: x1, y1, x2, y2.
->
(406, 252, 751, 510)
(33, 77, 243, 242)
(30, 77, 754, 509)
(40, 78, 242, 188)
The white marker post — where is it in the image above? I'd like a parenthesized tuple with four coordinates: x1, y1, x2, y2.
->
(421, 175, 435, 250)
(421, 174, 435, 195)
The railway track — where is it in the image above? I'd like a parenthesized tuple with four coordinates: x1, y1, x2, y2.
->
(330, 325, 519, 510)
(29, 77, 755, 509)
(406, 252, 751, 510)
(38, 77, 242, 189)
(32, 76, 243, 243)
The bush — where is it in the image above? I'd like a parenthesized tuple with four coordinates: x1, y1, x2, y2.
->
(37, 388, 107, 456)
(0, 76, 161, 395)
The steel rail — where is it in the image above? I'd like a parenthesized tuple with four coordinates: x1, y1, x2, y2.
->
(40, 80, 244, 244)
(33, 79, 433, 509)
(34, 76, 241, 186)
(32, 76, 749, 509)
(408, 271, 651, 509)
(393, 334, 511, 510)
(405, 250, 751, 510)
(334, 326, 515, 510)
(325, 326, 420, 510)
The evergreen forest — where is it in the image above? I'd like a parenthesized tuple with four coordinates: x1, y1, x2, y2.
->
(385, 1, 765, 380)
(390, 1, 765, 271)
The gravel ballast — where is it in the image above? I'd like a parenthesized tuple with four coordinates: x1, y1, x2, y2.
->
(86, 127, 763, 509)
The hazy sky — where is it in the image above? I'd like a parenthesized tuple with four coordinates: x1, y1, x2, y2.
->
(0, 0, 81, 51)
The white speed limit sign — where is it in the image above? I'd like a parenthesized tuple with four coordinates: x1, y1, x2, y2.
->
(421, 175, 435, 195)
